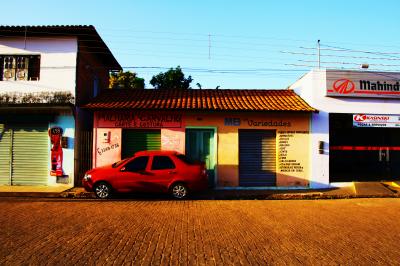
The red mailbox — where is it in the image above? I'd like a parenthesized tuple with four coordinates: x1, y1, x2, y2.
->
(49, 126, 63, 177)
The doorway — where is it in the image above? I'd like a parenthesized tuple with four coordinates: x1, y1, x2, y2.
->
(185, 128, 216, 187)
(330, 113, 400, 182)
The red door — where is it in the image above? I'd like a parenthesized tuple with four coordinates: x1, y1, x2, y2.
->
(144, 155, 177, 192)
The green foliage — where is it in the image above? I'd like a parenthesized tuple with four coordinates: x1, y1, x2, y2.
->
(150, 66, 193, 90)
(109, 71, 145, 89)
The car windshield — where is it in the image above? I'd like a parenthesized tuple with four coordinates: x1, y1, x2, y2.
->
(112, 158, 129, 168)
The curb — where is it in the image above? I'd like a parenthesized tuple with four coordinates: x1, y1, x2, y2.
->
(1, 189, 399, 200)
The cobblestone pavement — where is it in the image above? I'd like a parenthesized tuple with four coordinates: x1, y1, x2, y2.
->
(1, 197, 400, 265)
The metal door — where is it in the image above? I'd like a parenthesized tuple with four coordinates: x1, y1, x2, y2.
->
(185, 129, 215, 187)
(11, 124, 49, 185)
(239, 130, 276, 186)
(0, 124, 11, 185)
(121, 130, 161, 159)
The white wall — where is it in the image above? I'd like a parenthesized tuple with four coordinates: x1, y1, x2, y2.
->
(290, 69, 400, 188)
(0, 37, 77, 96)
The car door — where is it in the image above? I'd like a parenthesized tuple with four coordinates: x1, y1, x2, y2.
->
(145, 155, 177, 192)
(115, 156, 149, 192)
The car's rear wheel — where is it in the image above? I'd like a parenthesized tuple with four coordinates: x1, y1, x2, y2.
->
(94, 182, 112, 199)
(170, 183, 188, 199)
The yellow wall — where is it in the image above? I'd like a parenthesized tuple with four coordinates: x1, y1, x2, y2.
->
(185, 112, 311, 187)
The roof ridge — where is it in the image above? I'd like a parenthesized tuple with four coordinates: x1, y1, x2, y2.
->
(85, 88, 316, 112)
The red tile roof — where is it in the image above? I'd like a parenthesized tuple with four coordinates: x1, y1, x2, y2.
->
(84, 89, 316, 112)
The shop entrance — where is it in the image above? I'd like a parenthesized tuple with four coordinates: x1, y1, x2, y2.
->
(185, 128, 215, 187)
(239, 130, 276, 186)
(0, 123, 49, 185)
(330, 113, 400, 182)
(121, 129, 161, 159)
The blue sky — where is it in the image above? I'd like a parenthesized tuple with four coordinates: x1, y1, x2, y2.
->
(1, 0, 400, 89)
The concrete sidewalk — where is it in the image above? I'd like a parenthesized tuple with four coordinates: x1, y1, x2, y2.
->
(1, 181, 399, 199)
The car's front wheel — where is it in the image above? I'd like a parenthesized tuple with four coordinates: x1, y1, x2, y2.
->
(170, 183, 188, 199)
(94, 182, 112, 199)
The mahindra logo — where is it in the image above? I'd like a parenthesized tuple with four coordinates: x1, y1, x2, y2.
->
(354, 114, 366, 122)
(333, 79, 355, 94)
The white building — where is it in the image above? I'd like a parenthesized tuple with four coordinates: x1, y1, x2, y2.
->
(0, 25, 121, 188)
(290, 69, 400, 188)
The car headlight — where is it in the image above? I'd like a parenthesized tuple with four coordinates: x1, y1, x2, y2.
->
(83, 174, 92, 181)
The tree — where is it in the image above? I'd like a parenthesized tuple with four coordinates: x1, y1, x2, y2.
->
(109, 71, 145, 89)
(150, 66, 193, 90)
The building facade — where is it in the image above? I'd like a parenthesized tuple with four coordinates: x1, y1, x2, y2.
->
(290, 69, 400, 188)
(0, 25, 121, 188)
(85, 89, 316, 188)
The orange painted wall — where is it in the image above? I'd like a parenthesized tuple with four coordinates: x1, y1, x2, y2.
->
(92, 110, 311, 187)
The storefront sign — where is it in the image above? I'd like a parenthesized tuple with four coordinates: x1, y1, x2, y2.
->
(244, 118, 291, 127)
(353, 114, 400, 128)
(49, 126, 64, 177)
(97, 111, 183, 128)
(326, 70, 400, 98)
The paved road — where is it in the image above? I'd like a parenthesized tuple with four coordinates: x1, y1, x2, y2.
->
(1, 197, 400, 265)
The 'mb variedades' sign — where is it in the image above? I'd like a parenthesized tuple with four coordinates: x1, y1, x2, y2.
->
(326, 70, 400, 98)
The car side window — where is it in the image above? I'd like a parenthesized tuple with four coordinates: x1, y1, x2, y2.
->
(124, 156, 149, 172)
(151, 156, 176, 170)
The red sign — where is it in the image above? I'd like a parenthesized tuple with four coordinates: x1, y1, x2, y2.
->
(326, 70, 400, 98)
(353, 114, 367, 122)
(49, 126, 64, 177)
(333, 79, 355, 94)
(96, 111, 183, 128)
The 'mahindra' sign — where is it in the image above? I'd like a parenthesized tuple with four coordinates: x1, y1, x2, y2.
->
(326, 70, 400, 98)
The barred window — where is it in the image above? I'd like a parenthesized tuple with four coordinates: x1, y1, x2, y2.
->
(0, 55, 40, 81)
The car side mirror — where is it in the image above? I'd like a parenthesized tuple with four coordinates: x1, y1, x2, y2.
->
(120, 167, 126, 172)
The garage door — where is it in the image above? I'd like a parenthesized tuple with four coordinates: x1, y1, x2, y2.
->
(0, 123, 48, 186)
(0, 124, 11, 185)
(122, 130, 161, 159)
(11, 124, 49, 185)
(239, 130, 276, 186)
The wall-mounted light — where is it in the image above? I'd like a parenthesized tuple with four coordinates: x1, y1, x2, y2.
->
(318, 141, 324, 154)
(361, 63, 369, 69)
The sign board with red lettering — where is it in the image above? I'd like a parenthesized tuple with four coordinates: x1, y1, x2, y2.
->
(326, 70, 400, 98)
(95, 111, 183, 128)
(353, 114, 400, 128)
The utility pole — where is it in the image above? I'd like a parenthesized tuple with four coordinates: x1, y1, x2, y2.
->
(317, 39, 321, 69)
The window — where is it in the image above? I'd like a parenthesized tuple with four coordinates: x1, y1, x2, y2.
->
(124, 156, 149, 172)
(112, 158, 129, 168)
(0, 55, 40, 81)
(151, 156, 176, 170)
(176, 154, 196, 165)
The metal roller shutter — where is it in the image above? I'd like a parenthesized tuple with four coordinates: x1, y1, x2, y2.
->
(122, 130, 161, 159)
(239, 130, 276, 186)
(11, 124, 49, 185)
(0, 124, 11, 185)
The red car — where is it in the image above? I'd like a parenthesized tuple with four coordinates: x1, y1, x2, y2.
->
(83, 150, 208, 199)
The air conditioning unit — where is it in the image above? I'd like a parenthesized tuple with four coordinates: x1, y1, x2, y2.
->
(16, 69, 28, 80)
(3, 69, 15, 80)
(16, 57, 28, 81)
